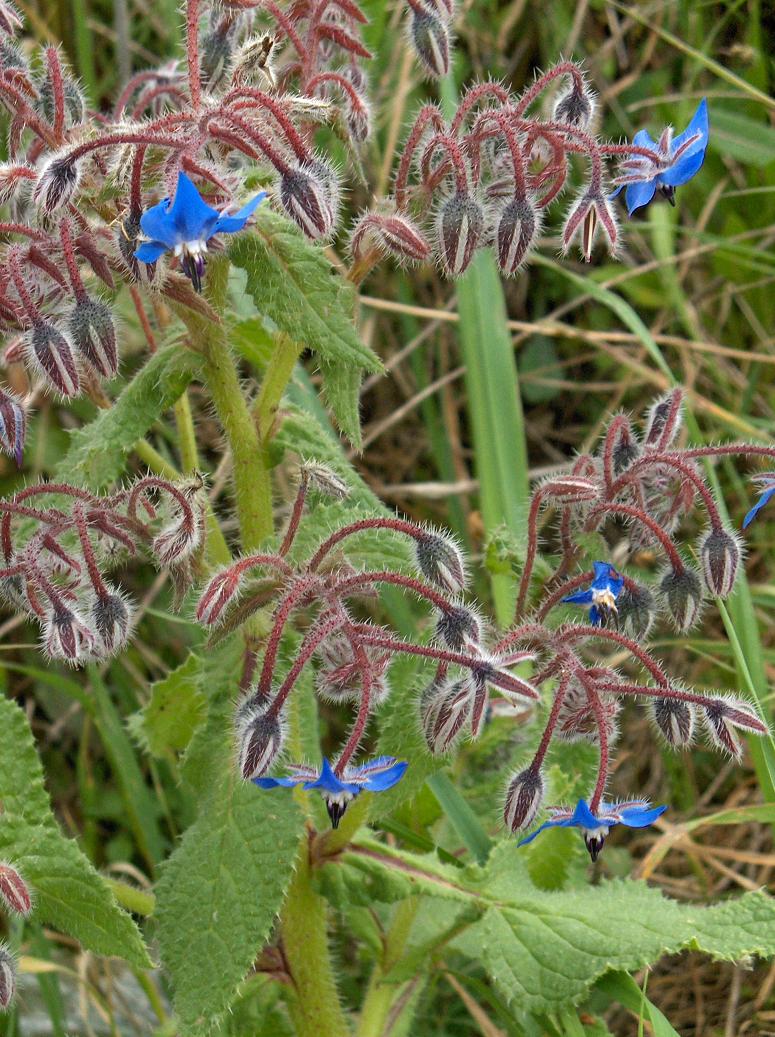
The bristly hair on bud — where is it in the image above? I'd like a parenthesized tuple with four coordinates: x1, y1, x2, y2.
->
(421, 676, 473, 754)
(34, 153, 81, 213)
(91, 587, 133, 655)
(435, 192, 484, 276)
(434, 603, 481, 650)
(701, 694, 768, 761)
(350, 210, 431, 265)
(609, 581, 657, 641)
(699, 527, 742, 599)
(68, 297, 119, 379)
(503, 767, 544, 832)
(43, 604, 94, 664)
(649, 694, 696, 748)
(195, 565, 246, 627)
(658, 565, 703, 632)
(553, 79, 596, 129)
(25, 322, 81, 398)
(0, 862, 32, 917)
(494, 194, 538, 276)
(152, 514, 203, 568)
(415, 530, 466, 594)
(408, 8, 451, 78)
(0, 387, 26, 466)
(279, 160, 340, 240)
(0, 944, 15, 1011)
(301, 461, 350, 500)
(643, 389, 683, 450)
(236, 696, 284, 780)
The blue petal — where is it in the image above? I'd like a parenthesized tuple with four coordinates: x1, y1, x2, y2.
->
(618, 803, 667, 828)
(139, 198, 177, 247)
(349, 756, 399, 777)
(658, 147, 706, 188)
(212, 191, 267, 235)
(589, 604, 601, 626)
(632, 128, 658, 150)
(253, 775, 301, 788)
(517, 818, 563, 846)
(569, 799, 600, 829)
(166, 171, 221, 244)
(670, 98, 709, 159)
(134, 240, 168, 263)
(591, 561, 611, 583)
(743, 486, 775, 529)
(305, 758, 360, 795)
(362, 761, 408, 792)
(562, 590, 594, 605)
(625, 178, 657, 215)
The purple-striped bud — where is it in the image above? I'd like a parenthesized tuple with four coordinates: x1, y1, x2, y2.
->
(415, 531, 466, 594)
(92, 588, 133, 655)
(699, 528, 740, 598)
(435, 605, 480, 650)
(0, 387, 25, 466)
(68, 297, 118, 379)
(44, 605, 94, 663)
(236, 697, 284, 780)
(0, 862, 32, 917)
(422, 676, 473, 753)
(350, 211, 431, 264)
(280, 161, 339, 240)
(34, 153, 80, 213)
(301, 461, 350, 499)
(556, 681, 620, 744)
(659, 566, 703, 632)
(25, 322, 80, 397)
(436, 192, 484, 277)
(503, 767, 544, 832)
(702, 696, 767, 761)
(553, 84, 595, 129)
(611, 581, 656, 641)
(315, 635, 391, 704)
(0, 945, 15, 1010)
(409, 10, 450, 78)
(605, 418, 639, 475)
(39, 75, 86, 128)
(494, 195, 537, 275)
(152, 515, 202, 567)
(644, 390, 683, 449)
(649, 695, 696, 748)
(196, 566, 245, 626)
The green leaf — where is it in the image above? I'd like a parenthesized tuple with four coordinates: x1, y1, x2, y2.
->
(229, 215, 382, 445)
(139, 653, 207, 761)
(0, 696, 150, 966)
(711, 109, 775, 168)
(155, 639, 304, 1032)
(594, 972, 680, 1037)
(56, 345, 201, 488)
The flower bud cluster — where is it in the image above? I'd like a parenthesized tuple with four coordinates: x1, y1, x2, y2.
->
(0, 860, 33, 1012)
(0, 474, 206, 665)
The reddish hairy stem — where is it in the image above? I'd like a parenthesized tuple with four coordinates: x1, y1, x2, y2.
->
(307, 516, 426, 571)
(558, 624, 670, 686)
(331, 570, 454, 612)
(514, 491, 543, 623)
(59, 220, 87, 301)
(186, 0, 202, 110)
(586, 502, 685, 571)
(529, 671, 572, 772)
(610, 453, 723, 529)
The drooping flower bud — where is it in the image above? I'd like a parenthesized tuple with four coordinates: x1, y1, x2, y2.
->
(421, 677, 473, 754)
(556, 681, 621, 745)
(301, 461, 350, 499)
(152, 515, 202, 567)
(0, 862, 32, 917)
(315, 634, 391, 704)
(0, 1, 22, 37)
(44, 605, 94, 663)
(503, 767, 544, 832)
(279, 160, 339, 240)
(0, 387, 26, 466)
(0, 945, 16, 1010)
(415, 531, 466, 594)
(0, 163, 35, 206)
(34, 153, 81, 213)
(605, 417, 640, 475)
(200, 20, 236, 89)
(659, 566, 703, 632)
(196, 566, 245, 626)
(553, 83, 595, 129)
(25, 322, 80, 397)
(236, 697, 284, 780)
(68, 297, 118, 379)
(434, 605, 480, 650)
(409, 9, 450, 78)
(39, 74, 86, 128)
(702, 695, 768, 761)
(230, 33, 276, 87)
(494, 195, 537, 276)
(649, 695, 696, 748)
(643, 390, 683, 449)
(350, 211, 431, 264)
(436, 192, 484, 277)
(92, 588, 133, 655)
(608, 581, 656, 640)
(699, 527, 741, 598)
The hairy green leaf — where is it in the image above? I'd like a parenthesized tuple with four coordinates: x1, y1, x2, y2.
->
(139, 653, 207, 761)
(0, 696, 150, 966)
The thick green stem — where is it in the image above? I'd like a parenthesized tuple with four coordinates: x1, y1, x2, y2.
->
(281, 845, 352, 1037)
(174, 391, 200, 475)
(357, 898, 417, 1037)
(176, 255, 273, 551)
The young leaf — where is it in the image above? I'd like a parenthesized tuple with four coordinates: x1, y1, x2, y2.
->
(0, 696, 150, 966)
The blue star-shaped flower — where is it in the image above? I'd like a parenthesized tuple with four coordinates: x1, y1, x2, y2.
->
(255, 756, 408, 828)
(562, 561, 624, 626)
(743, 473, 775, 529)
(612, 98, 709, 216)
(135, 171, 266, 291)
(518, 798, 667, 860)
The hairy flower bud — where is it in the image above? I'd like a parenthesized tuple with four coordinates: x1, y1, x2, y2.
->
(230, 33, 276, 87)
(44, 605, 94, 663)
(494, 195, 537, 275)
(649, 695, 696, 748)
(25, 322, 80, 397)
(610, 581, 656, 641)
(116, 211, 157, 284)
(0, 945, 15, 1010)
(699, 527, 741, 598)
(350, 211, 431, 263)
(315, 635, 391, 704)
(34, 153, 80, 213)
(68, 297, 118, 379)
(409, 10, 450, 78)
(39, 75, 86, 128)
(0, 862, 31, 917)
(415, 531, 466, 594)
(196, 566, 245, 626)
(236, 697, 284, 780)
(301, 461, 350, 499)
(556, 680, 620, 744)
(435, 605, 480, 650)
(200, 21, 236, 89)
(280, 161, 339, 240)
(436, 192, 484, 276)
(0, 387, 25, 466)
(92, 588, 133, 655)
(702, 695, 768, 760)
(422, 677, 472, 753)
(553, 84, 595, 129)
(152, 514, 202, 567)
(644, 391, 683, 449)
(605, 417, 639, 475)
(659, 566, 703, 632)
(503, 767, 544, 832)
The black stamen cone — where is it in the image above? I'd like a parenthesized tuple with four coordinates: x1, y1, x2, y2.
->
(584, 832, 607, 862)
(326, 799, 349, 829)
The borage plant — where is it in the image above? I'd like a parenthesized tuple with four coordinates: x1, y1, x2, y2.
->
(0, 0, 773, 1034)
